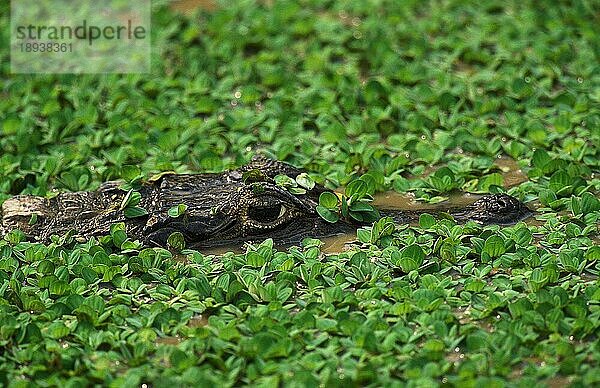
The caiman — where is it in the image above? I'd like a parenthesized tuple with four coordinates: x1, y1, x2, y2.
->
(0, 156, 533, 248)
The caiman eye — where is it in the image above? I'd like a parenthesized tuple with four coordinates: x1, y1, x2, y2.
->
(247, 204, 286, 224)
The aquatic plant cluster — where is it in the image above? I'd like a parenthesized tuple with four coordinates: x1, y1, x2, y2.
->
(0, 0, 599, 386)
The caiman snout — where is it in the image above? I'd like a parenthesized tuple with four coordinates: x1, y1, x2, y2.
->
(450, 194, 533, 225)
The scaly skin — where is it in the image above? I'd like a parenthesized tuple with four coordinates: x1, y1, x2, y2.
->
(0, 157, 532, 248)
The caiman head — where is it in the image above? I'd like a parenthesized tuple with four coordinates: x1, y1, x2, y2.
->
(142, 156, 353, 248)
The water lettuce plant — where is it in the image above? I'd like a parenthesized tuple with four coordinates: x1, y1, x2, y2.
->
(0, 0, 599, 386)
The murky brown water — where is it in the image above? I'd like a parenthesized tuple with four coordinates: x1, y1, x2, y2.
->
(156, 314, 209, 345)
(321, 233, 357, 254)
(170, 0, 218, 13)
(156, 335, 182, 345)
(495, 156, 528, 187)
(373, 191, 478, 210)
(188, 314, 209, 327)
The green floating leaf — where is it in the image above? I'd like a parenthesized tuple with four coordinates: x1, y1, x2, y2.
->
(2, 118, 20, 135)
(49, 280, 70, 296)
(124, 206, 148, 218)
(121, 165, 142, 182)
(371, 217, 395, 243)
(28, 213, 38, 226)
(316, 205, 339, 223)
(318, 192, 339, 209)
(167, 232, 186, 251)
(529, 268, 548, 292)
(4, 230, 26, 244)
(288, 187, 307, 195)
(274, 174, 296, 187)
(37, 260, 55, 274)
(168, 203, 188, 218)
(531, 149, 551, 169)
(349, 202, 375, 212)
(419, 213, 436, 229)
(296, 173, 315, 190)
(585, 246, 600, 261)
(581, 192, 600, 213)
(479, 173, 504, 191)
(394, 244, 425, 272)
(246, 251, 266, 267)
(345, 179, 368, 199)
(357, 228, 371, 243)
(483, 235, 506, 258)
(512, 227, 532, 246)
(46, 322, 70, 339)
(548, 170, 572, 195)
(341, 196, 349, 218)
(349, 203, 379, 222)
(571, 196, 582, 216)
(120, 189, 142, 210)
